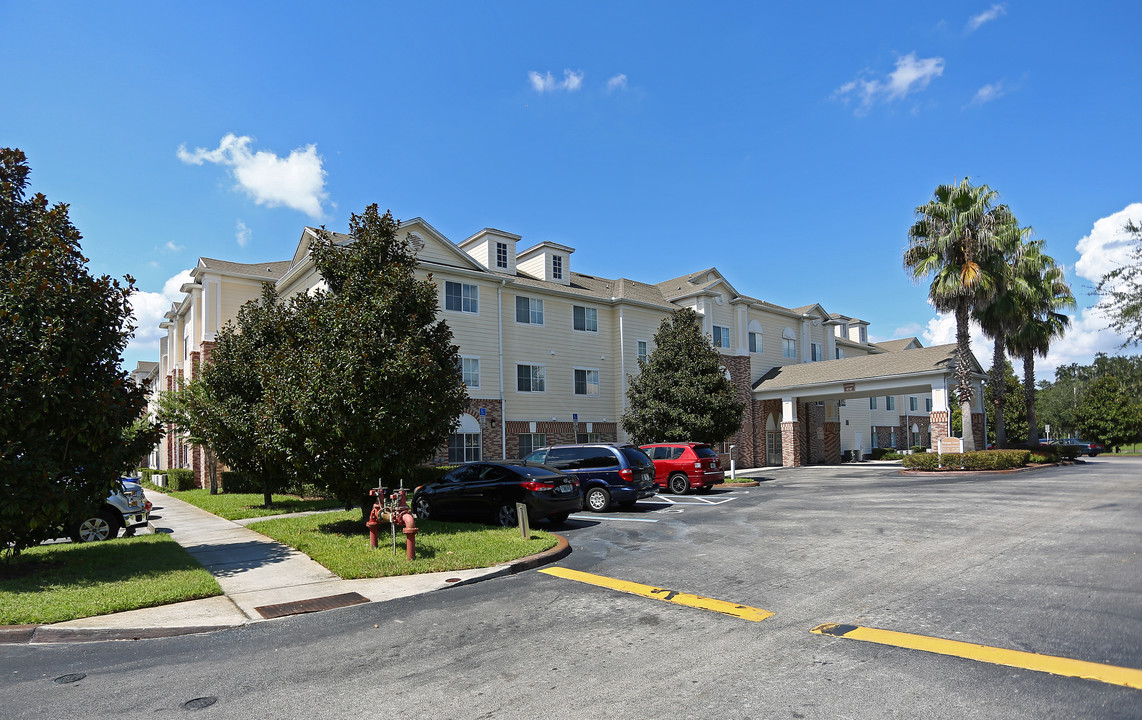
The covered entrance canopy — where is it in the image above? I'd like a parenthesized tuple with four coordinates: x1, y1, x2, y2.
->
(751, 343, 985, 466)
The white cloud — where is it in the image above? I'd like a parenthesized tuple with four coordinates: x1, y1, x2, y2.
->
(126, 269, 194, 357)
(177, 134, 328, 219)
(967, 4, 1007, 33)
(606, 74, 628, 91)
(968, 81, 1006, 106)
(1074, 203, 1142, 283)
(528, 69, 585, 93)
(164, 240, 184, 252)
(834, 53, 945, 115)
(236, 220, 251, 248)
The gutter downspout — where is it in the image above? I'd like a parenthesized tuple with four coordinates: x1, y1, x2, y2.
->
(618, 305, 626, 442)
(498, 279, 507, 461)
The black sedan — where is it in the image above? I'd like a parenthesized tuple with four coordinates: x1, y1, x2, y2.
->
(412, 462, 581, 526)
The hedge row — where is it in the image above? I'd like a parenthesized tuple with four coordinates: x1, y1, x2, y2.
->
(902, 449, 1031, 471)
(165, 468, 197, 491)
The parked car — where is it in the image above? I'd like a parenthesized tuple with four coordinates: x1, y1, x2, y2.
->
(412, 462, 581, 526)
(1055, 438, 1105, 457)
(639, 442, 724, 494)
(522, 443, 657, 512)
(69, 479, 150, 542)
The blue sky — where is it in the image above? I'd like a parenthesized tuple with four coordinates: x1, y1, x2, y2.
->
(3, 1, 1139, 379)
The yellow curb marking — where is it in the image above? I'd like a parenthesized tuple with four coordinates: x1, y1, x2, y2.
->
(539, 567, 774, 622)
(811, 623, 1142, 691)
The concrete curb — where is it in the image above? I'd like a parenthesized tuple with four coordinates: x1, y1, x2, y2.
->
(7, 534, 575, 644)
(899, 460, 1078, 477)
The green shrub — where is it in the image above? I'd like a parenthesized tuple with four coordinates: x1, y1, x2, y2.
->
(136, 468, 155, 484)
(910, 445, 926, 453)
(870, 448, 890, 460)
(903, 449, 1030, 471)
(407, 465, 455, 488)
(165, 468, 197, 491)
(1056, 444, 1081, 460)
(880, 452, 905, 461)
(221, 470, 259, 494)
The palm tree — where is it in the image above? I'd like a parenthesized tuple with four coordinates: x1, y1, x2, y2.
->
(973, 218, 1033, 448)
(1006, 241, 1074, 445)
(905, 178, 1012, 451)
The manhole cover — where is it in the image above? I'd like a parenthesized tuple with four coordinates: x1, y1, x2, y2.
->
(53, 674, 86, 684)
(182, 697, 218, 710)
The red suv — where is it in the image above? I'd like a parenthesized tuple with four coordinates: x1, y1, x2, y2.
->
(640, 443, 724, 494)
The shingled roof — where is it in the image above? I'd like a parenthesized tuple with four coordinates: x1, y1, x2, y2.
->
(752, 343, 973, 391)
(198, 257, 292, 279)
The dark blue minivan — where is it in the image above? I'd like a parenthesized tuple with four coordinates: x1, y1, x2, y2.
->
(522, 443, 657, 512)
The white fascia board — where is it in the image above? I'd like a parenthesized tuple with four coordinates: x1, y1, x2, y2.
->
(753, 369, 952, 402)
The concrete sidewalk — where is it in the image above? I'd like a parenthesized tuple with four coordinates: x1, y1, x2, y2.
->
(29, 490, 561, 641)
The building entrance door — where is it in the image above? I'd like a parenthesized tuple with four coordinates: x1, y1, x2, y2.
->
(765, 414, 780, 466)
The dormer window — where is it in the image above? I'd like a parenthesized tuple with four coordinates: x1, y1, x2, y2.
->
(552, 255, 563, 280)
(496, 242, 509, 269)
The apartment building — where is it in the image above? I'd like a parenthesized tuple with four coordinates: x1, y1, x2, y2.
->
(152, 218, 984, 487)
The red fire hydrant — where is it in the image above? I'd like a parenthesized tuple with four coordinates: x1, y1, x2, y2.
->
(366, 487, 418, 560)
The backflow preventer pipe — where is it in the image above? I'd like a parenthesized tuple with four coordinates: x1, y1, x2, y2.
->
(366, 487, 418, 559)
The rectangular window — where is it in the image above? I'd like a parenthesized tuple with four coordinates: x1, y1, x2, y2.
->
(925, 398, 932, 412)
(870, 397, 877, 410)
(872, 429, 879, 449)
(552, 255, 563, 280)
(713, 325, 731, 348)
(886, 396, 895, 411)
(782, 337, 796, 359)
(835, 347, 843, 360)
(516, 364, 545, 392)
(444, 281, 478, 313)
(811, 342, 823, 362)
(748, 332, 761, 353)
(859, 327, 867, 343)
(461, 357, 480, 388)
(574, 368, 600, 396)
(637, 340, 648, 362)
(495, 242, 508, 269)
(889, 427, 897, 448)
(576, 432, 602, 443)
(573, 306, 598, 332)
(183, 335, 189, 360)
(518, 433, 547, 458)
(909, 396, 918, 412)
(515, 296, 544, 325)
(448, 433, 481, 462)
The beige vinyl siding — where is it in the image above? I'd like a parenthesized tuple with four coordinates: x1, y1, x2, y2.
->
(431, 270, 502, 398)
(220, 279, 267, 324)
(748, 308, 802, 383)
(516, 253, 545, 280)
(409, 228, 465, 267)
(460, 238, 490, 269)
(840, 402, 872, 453)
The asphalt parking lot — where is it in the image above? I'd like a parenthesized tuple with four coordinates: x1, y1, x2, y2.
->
(6, 457, 1140, 719)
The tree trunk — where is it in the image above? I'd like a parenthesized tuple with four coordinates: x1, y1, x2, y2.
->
(1023, 350, 1039, 446)
(956, 305, 977, 452)
(991, 338, 1006, 449)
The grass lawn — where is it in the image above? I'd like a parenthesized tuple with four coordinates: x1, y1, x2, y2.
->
(158, 488, 343, 521)
(0, 535, 222, 625)
(248, 511, 558, 579)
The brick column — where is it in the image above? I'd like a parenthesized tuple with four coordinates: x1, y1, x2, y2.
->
(929, 410, 950, 445)
(823, 421, 841, 464)
(781, 421, 803, 467)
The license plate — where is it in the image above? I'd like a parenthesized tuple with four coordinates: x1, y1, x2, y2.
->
(557, 484, 572, 494)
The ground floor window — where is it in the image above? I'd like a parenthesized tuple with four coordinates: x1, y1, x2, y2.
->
(576, 432, 601, 443)
(871, 430, 879, 449)
(518, 433, 546, 457)
(448, 433, 481, 462)
(889, 427, 897, 448)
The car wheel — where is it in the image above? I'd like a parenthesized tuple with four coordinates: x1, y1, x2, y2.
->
(413, 495, 433, 520)
(547, 512, 570, 525)
(497, 502, 520, 527)
(70, 511, 120, 543)
(668, 473, 690, 495)
(584, 487, 611, 512)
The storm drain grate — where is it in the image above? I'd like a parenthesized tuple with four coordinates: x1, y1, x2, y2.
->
(255, 592, 369, 619)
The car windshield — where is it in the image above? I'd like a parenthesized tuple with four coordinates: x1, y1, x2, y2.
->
(693, 446, 718, 459)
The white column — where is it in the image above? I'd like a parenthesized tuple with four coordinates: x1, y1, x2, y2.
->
(781, 396, 798, 423)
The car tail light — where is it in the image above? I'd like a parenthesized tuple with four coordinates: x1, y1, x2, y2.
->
(521, 481, 556, 491)
(619, 468, 633, 481)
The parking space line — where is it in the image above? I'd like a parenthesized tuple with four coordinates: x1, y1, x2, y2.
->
(811, 623, 1142, 691)
(641, 496, 739, 507)
(540, 567, 774, 622)
(567, 515, 659, 523)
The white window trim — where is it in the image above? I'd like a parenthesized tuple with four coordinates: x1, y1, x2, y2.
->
(811, 342, 822, 362)
(748, 331, 762, 354)
(573, 305, 599, 333)
(573, 367, 601, 396)
(713, 325, 731, 349)
(460, 355, 481, 389)
(636, 339, 650, 362)
(515, 295, 544, 326)
(782, 327, 797, 359)
(495, 242, 509, 269)
(444, 280, 480, 315)
(552, 255, 563, 280)
(515, 362, 547, 394)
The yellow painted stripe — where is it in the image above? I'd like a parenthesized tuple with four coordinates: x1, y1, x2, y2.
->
(811, 623, 1142, 691)
(539, 567, 774, 622)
